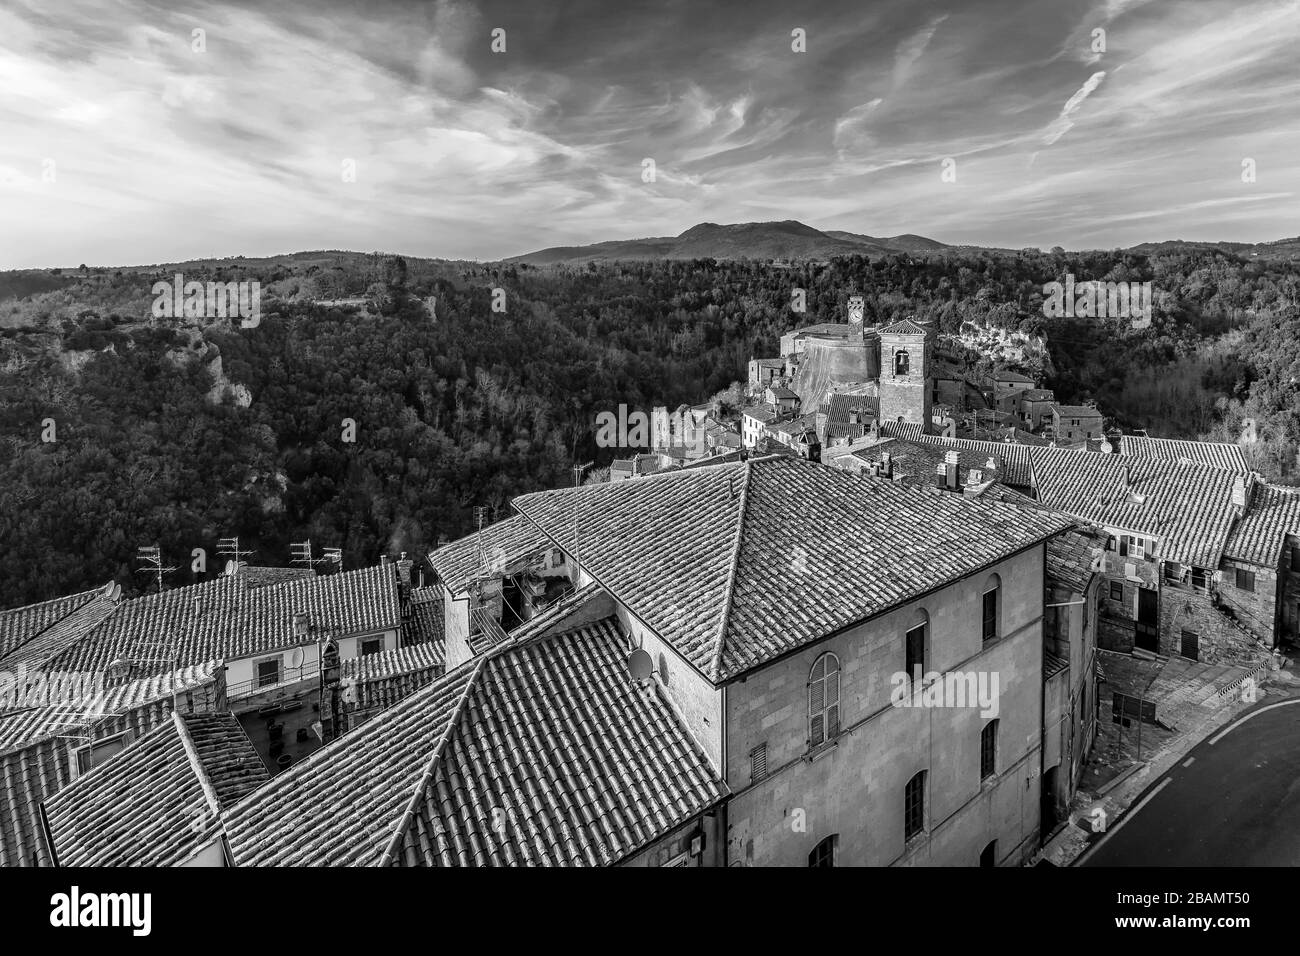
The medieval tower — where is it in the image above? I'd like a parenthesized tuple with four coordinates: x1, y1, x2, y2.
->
(877, 318, 932, 430)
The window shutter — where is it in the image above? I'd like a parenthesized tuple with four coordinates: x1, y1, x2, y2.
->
(750, 743, 768, 781)
(827, 705, 840, 738)
(810, 714, 824, 748)
(1143, 539, 1154, 560)
(1119, 537, 1129, 557)
(810, 678, 824, 715)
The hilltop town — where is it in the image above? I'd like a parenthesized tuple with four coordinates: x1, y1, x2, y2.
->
(2, 288, 1296, 868)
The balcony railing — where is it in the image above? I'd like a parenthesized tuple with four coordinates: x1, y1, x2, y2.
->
(228, 664, 320, 701)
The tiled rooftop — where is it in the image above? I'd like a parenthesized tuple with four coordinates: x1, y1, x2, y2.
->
(877, 318, 930, 335)
(1118, 435, 1249, 473)
(1223, 483, 1300, 566)
(1054, 405, 1103, 418)
(1047, 527, 1106, 595)
(44, 711, 267, 867)
(427, 514, 552, 595)
(0, 587, 102, 661)
(513, 456, 1074, 683)
(886, 431, 1037, 486)
(1030, 447, 1241, 567)
(40, 565, 402, 675)
(0, 663, 220, 867)
(224, 612, 725, 866)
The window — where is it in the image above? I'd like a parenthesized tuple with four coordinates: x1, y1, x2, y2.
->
(1291, 545, 1300, 571)
(1164, 562, 1181, 582)
(905, 623, 926, 689)
(256, 656, 282, 689)
(980, 720, 998, 780)
(361, 637, 383, 656)
(1236, 568, 1256, 592)
(808, 834, 838, 867)
(1110, 581, 1123, 601)
(552, 548, 565, 567)
(750, 743, 768, 782)
(73, 732, 128, 777)
(981, 576, 1000, 641)
(1180, 630, 1199, 662)
(1118, 536, 1128, 557)
(894, 350, 910, 377)
(904, 771, 926, 841)
(808, 653, 841, 748)
(1190, 567, 1209, 590)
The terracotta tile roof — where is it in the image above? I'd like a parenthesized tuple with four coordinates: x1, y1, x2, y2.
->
(427, 515, 551, 596)
(1223, 483, 1300, 566)
(341, 640, 447, 717)
(224, 612, 725, 866)
(766, 386, 798, 400)
(0, 587, 102, 660)
(1021, 389, 1055, 402)
(769, 412, 818, 437)
(853, 439, 1003, 488)
(880, 420, 926, 442)
(513, 457, 1074, 683)
(405, 586, 444, 646)
(0, 663, 221, 867)
(1, 592, 118, 672)
(1044, 650, 1070, 680)
(877, 318, 930, 335)
(44, 710, 267, 867)
(1047, 527, 1105, 595)
(824, 393, 879, 440)
(743, 405, 779, 424)
(41, 566, 402, 675)
(1118, 436, 1249, 473)
(888, 432, 1037, 486)
(1054, 405, 1103, 419)
(1030, 447, 1241, 567)
(993, 370, 1036, 384)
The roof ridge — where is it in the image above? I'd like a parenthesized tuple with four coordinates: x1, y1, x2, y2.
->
(375, 654, 488, 867)
(172, 710, 222, 816)
(708, 458, 754, 681)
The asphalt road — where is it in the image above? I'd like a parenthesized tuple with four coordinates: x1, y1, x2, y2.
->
(1082, 698, 1300, 866)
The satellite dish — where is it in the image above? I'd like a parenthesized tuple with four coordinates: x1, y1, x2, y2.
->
(224, 560, 236, 575)
(108, 582, 122, 603)
(628, 648, 653, 682)
(288, 647, 305, 669)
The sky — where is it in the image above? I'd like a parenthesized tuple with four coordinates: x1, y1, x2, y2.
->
(1, 0, 1298, 267)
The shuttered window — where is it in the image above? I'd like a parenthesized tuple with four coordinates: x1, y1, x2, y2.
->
(809, 653, 841, 749)
(750, 743, 768, 782)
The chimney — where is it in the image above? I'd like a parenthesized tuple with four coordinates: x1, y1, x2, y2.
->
(1231, 475, 1249, 514)
(881, 451, 893, 479)
(985, 457, 997, 470)
(193, 596, 203, 617)
(397, 551, 414, 584)
(967, 468, 983, 486)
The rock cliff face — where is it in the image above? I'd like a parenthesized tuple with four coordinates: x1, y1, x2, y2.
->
(791, 336, 879, 412)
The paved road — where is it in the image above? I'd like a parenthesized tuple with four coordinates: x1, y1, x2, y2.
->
(1082, 698, 1300, 866)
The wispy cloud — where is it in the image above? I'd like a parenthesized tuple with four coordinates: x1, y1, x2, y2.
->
(0, 0, 1297, 266)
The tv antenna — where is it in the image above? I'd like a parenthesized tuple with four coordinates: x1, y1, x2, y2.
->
(135, 544, 176, 595)
(217, 537, 256, 568)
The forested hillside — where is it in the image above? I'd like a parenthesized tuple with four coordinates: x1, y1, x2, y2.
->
(2, 246, 1298, 608)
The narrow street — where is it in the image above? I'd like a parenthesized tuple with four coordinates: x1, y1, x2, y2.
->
(1082, 697, 1300, 866)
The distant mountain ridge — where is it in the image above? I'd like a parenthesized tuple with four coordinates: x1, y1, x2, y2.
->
(508, 220, 1300, 265)
(507, 220, 950, 265)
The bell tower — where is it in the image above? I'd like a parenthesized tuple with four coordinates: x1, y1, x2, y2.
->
(877, 318, 932, 430)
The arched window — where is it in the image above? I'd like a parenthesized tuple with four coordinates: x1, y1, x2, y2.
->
(894, 349, 910, 377)
(981, 573, 1002, 642)
(809, 653, 841, 748)
(808, 834, 838, 867)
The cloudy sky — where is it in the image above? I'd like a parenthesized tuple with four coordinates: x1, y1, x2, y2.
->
(2, 0, 1297, 267)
